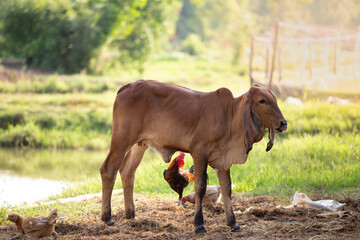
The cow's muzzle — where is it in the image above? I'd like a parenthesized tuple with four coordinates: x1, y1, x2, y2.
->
(277, 121, 287, 132)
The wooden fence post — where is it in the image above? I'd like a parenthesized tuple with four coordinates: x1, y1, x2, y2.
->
(324, 37, 330, 80)
(333, 41, 337, 75)
(269, 22, 279, 90)
(249, 36, 254, 86)
(278, 48, 282, 82)
(355, 30, 360, 75)
(301, 42, 307, 85)
(265, 44, 269, 79)
(309, 43, 313, 81)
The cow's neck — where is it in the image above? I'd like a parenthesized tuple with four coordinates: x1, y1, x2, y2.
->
(208, 94, 249, 171)
(228, 93, 248, 140)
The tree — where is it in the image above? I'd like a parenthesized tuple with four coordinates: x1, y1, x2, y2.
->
(92, 0, 180, 74)
(175, 0, 204, 42)
(0, 0, 179, 74)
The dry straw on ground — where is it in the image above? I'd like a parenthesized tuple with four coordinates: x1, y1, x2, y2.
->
(1, 194, 359, 239)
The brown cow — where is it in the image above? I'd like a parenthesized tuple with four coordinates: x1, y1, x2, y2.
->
(100, 80, 287, 233)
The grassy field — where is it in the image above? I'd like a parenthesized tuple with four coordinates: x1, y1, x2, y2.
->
(0, 58, 359, 226)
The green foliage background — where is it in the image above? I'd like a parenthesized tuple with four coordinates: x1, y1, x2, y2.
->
(0, 0, 179, 73)
(2, 0, 360, 74)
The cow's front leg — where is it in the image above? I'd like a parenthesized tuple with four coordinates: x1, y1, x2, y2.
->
(217, 169, 240, 232)
(193, 156, 208, 233)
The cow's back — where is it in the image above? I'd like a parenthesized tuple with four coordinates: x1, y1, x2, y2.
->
(115, 80, 205, 116)
(113, 80, 210, 145)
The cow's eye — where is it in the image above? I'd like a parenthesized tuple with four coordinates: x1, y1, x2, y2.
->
(259, 99, 267, 104)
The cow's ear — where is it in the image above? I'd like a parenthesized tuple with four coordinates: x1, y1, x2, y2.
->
(243, 98, 261, 155)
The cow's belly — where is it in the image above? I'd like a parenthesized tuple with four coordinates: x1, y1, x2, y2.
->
(144, 141, 173, 163)
(142, 138, 188, 163)
(139, 123, 192, 162)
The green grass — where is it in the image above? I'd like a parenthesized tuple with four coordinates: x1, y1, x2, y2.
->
(0, 57, 249, 94)
(0, 74, 123, 94)
(0, 93, 113, 149)
(280, 101, 360, 136)
(230, 133, 360, 196)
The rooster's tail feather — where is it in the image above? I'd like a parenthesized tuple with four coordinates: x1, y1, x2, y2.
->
(187, 165, 194, 174)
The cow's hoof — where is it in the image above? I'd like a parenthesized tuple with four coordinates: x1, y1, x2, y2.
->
(230, 224, 241, 232)
(106, 219, 114, 226)
(195, 225, 206, 234)
(101, 214, 114, 226)
(124, 210, 135, 219)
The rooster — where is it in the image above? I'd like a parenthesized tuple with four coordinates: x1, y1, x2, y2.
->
(7, 209, 58, 240)
(181, 185, 221, 211)
(163, 152, 195, 205)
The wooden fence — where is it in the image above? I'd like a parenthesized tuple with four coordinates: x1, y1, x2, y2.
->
(250, 22, 360, 98)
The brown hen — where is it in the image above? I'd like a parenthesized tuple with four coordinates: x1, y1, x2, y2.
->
(7, 209, 58, 240)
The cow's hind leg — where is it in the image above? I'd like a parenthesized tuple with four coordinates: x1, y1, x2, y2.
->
(217, 170, 240, 232)
(119, 143, 148, 219)
(193, 154, 208, 234)
(100, 149, 126, 226)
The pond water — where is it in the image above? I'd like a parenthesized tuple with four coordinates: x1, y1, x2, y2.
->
(0, 172, 67, 206)
(0, 148, 107, 206)
(0, 148, 159, 207)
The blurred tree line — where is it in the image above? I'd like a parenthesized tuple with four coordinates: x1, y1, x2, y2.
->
(0, 0, 179, 73)
(0, 0, 359, 74)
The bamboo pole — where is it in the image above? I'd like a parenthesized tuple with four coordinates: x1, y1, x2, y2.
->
(325, 38, 330, 79)
(278, 48, 282, 81)
(249, 36, 255, 86)
(355, 30, 360, 75)
(301, 42, 307, 85)
(265, 45, 269, 79)
(308, 43, 313, 81)
(269, 22, 279, 90)
(333, 41, 337, 75)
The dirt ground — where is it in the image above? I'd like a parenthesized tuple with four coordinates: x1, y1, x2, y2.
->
(1, 194, 359, 240)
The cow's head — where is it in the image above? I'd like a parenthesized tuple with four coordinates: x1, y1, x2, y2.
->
(243, 84, 287, 154)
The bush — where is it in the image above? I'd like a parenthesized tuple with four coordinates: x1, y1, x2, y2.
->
(182, 34, 205, 56)
(85, 111, 112, 134)
(0, 112, 25, 129)
(35, 115, 57, 129)
(0, 1, 97, 73)
(0, 124, 38, 147)
(84, 138, 108, 150)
